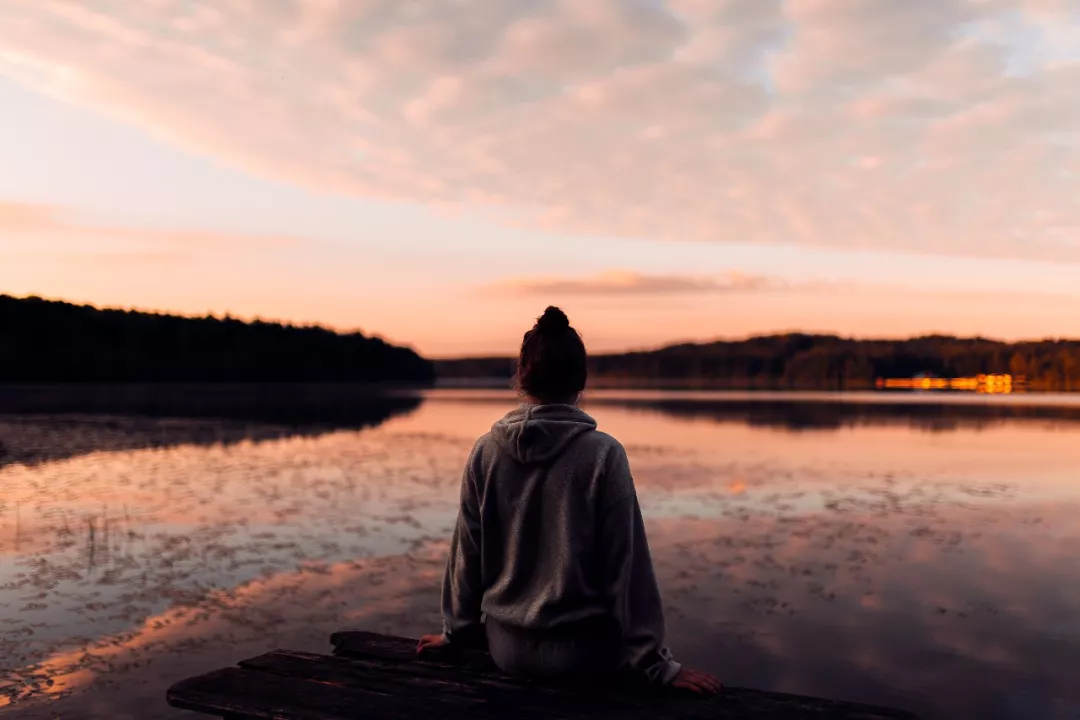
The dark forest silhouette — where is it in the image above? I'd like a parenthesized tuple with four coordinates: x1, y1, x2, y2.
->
(6, 295, 1080, 390)
(438, 334, 1080, 391)
(0, 295, 434, 383)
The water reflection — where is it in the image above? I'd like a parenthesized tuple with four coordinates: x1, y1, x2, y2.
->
(0, 386, 422, 468)
(587, 395, 1080, 431)
(2, 391, 1079, 719)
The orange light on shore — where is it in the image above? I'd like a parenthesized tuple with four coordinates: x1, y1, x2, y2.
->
(875, 374, 1016, 394)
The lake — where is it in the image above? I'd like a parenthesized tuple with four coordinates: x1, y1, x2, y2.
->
(2, 389, 1079, 719)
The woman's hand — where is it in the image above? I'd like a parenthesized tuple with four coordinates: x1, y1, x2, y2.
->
(671, 667, 722, 695)
(416, 633, 451, 655)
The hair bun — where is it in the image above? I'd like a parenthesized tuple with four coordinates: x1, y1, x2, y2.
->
(535, 306, 570, 333)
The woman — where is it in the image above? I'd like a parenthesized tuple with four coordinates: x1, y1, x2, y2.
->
(418, 307, 720, 695)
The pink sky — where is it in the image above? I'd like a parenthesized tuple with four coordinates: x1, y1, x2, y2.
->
(2, 1, 1080, 357)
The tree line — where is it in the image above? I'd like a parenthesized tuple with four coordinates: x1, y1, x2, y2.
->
(436, 333, 1080, 391)
(0, 295, 435, 384)
(7, 294, 1076, 391)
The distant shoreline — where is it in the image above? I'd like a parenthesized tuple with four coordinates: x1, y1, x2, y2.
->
(435, 333, 1080, 393)
(434, 377, 1074, 393)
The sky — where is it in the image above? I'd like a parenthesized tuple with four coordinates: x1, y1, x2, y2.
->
(1, 0, 1080, 357)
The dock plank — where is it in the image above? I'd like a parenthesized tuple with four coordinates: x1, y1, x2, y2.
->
(167, 632, 919, 719)
(167, 667, 494, 720)
(331, 630, 498, 674)
(241, 650, 556, 697)
(330, 631, 915, 719)
(238, 651, 633, 718)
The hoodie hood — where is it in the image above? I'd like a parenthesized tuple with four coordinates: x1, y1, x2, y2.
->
(491, 403, 598, 465)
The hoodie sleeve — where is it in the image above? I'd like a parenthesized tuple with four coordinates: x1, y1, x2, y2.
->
(440, 444, 484, 643)
(598, 444, 683, 686)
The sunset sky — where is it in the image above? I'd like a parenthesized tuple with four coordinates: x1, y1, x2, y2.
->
(2, 1, 1080, 357)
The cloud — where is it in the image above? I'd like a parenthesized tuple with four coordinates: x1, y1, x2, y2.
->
(0, 201, 298, 254)
(490, 270, 785, 296)
(1, 2, 1079, 261)
(772, 0, 987, 94)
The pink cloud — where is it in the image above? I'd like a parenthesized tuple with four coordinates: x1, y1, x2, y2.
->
(0, 201, 298, 253)
(0, 1, 1078, 262)
(489, 270, 785, 296)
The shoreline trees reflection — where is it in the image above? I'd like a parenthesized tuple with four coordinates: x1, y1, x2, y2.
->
(0, 385, 422, 468)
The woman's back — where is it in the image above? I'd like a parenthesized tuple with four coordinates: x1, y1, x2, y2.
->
(443, 400, 681, 684)
(424, 307, 720, 694)
(466, 403, 628, 630)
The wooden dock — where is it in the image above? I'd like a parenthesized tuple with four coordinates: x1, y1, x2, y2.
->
(167, 631, 918, 719)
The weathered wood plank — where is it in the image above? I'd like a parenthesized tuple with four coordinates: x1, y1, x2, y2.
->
(167, 667, 495, 720)
(241, 650, 549, 697)
(332, 634, 917, 719)
(239, 651, 622, 716)
(240, 649, 915, 719)
(167, 632, 919, 719)
(169, 665, 699, 720)
(331, 630, 497, 674)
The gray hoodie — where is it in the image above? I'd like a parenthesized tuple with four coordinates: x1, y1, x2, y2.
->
(441, 403, 682, 685)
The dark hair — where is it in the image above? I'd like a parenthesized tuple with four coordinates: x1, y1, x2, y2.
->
(515, 306, 587, 403)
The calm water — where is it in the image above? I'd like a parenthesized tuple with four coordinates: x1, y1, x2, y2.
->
(2, 390, 1079, 719)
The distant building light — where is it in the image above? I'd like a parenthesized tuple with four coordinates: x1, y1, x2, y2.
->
(876, 374, 1017, 393)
